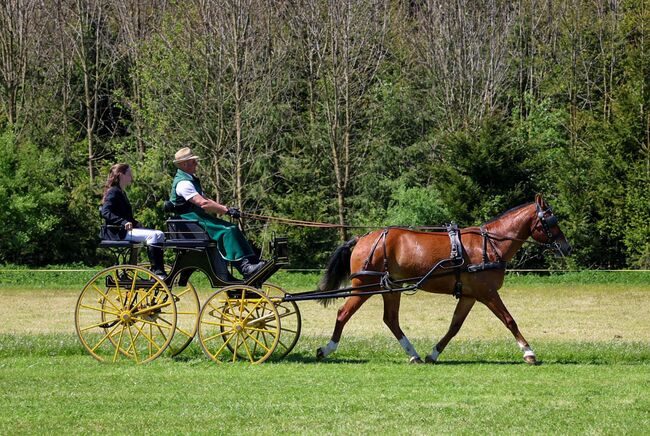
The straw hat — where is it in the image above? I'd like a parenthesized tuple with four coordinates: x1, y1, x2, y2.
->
(173, 147, 200, 164)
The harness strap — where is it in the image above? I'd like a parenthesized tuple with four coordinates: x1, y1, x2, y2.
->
(480, 226, 503, 263)
(362, 228, 389, 271)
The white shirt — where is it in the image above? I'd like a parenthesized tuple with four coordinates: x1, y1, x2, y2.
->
(176, 180, 199, 201)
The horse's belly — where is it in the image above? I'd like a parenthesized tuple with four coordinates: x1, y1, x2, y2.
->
(418, 271, 505, 298)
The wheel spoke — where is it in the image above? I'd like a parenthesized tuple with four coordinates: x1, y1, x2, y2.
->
(132, 300, 173, 316)
(246, 326, 279, 335)
(90, 322, 122, 352)
(91, 284, 121, 312)
(240, 299, 264, 324)
(79, 303, 120, 317)
(127, 325, 140, 363)
(242, 329, 272, 353)
(112, 326, 126, 362)
(79, 317, 120, 332)
(175, 287, 192, 298)
(242, 334, 254, 362)
(208, 302, 236, 324)
(203, 329, 233, 342)
(131, 316, 173, 330)
(132, 321, 162, 356)
(174, 325, 194, 338)
(201, 320, 232, 327)
(212, 331, 236, 358)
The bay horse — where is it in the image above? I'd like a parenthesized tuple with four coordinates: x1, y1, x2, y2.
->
(315, 195, 571, 364)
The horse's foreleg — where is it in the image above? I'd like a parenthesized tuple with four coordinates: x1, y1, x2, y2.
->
(481, 292, 536, 364)
(381, 293, 422, 363)
(316, 294, 371, 360)
(426, 296, 476, 363)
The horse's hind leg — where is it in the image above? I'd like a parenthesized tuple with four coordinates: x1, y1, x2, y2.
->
(316, 294, 371, 359)
(481, 292, 537, 364)
(382, 293, 422, 363)
(426, 296, 476, 363)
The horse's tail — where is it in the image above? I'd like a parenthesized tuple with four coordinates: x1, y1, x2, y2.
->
(317, 237, 358, 307)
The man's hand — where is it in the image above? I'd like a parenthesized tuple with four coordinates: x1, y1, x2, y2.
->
(226, 207, 241, 219)
(124, 222, 133, 231)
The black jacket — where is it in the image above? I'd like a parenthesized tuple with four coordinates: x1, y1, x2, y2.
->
(100, 187, 139, 240)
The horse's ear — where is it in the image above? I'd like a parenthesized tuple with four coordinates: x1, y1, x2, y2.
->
(535, 193, 543, 206)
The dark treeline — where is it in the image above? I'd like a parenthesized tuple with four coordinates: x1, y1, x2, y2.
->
(0, 0, 648, 269)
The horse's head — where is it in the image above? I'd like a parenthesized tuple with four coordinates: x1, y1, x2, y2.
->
(531, 195, 572, 257)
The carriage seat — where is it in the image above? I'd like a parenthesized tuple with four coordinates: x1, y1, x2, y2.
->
(165, 219, 212, 248)
(98, 225, 142, 248)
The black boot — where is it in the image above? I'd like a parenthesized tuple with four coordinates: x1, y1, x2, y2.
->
(234, 257, 267, 279)
(147, 246, 167, 280)
(209, 247, 237, 283)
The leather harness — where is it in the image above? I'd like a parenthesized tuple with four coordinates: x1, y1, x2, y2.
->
(350, 225, 506, 299)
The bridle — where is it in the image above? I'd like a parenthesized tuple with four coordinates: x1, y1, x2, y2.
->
(534, 203, 560, 243)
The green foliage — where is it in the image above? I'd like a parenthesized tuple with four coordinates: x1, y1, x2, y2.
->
(384, 184, 451, 226)
(0, 2, 648, 269)
(0, 132, 69, 264)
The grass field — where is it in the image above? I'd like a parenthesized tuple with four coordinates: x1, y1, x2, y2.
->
(0, 270, 649, 434)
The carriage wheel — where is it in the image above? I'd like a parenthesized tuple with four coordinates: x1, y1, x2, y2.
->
(198, 286, 280, 364)
(75, 265, 177, 363)
(260, 283, 301, 359)
(139, 263, 200, 357)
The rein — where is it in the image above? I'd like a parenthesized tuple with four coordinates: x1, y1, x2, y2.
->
(243, 211, 559, 253)
(242, 211, 447, 231)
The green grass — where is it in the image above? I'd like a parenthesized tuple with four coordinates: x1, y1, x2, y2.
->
(1, 271, 649, 434)
(1, 334, 649, 434)
(0, 267, 648, 291)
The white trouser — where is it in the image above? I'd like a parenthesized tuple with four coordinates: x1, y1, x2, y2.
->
(123, 228, 165, 246)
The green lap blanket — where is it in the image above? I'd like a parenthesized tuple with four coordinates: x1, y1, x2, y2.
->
(179, 210, 253, 261)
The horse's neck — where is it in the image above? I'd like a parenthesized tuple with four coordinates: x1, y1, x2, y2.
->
(483, 204, 535, 262)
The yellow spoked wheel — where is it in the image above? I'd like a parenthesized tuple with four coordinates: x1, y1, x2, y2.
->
(198, 286, 280, 364)
(139, 264, 200, 357)
(261, 283, 301, 359)
(75, 265, 177, 363)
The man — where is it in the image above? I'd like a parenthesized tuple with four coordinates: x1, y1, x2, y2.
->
(169, 147, 266, 279)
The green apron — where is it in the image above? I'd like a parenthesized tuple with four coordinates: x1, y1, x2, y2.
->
(170, 169, 253, 261)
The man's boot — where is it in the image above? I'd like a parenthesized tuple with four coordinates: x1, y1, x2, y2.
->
(147, 246, 167, 280)
(234, 256, 267, 279)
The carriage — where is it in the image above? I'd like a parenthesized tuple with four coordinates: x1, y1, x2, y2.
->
(75, 195, 570, 365)
(74, 217, 301, 364)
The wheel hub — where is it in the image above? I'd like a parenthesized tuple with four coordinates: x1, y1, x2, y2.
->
(120, 311, 134, 325)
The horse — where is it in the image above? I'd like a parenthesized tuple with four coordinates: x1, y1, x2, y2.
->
(315, 194, 571, 364)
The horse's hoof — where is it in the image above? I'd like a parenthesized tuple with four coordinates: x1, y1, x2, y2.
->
(409, 356, 423, 364)
(316, 347, 325, 360)
(424, 355, 437, 364)
(524, 355, 537, 365)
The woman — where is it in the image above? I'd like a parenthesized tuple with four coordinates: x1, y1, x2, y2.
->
(101, 163, 166, 279)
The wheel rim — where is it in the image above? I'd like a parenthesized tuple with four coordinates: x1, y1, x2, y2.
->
(261, 283, 301, 359)
(198, 286, 280, 364)
(139, 264, 200, 357)
(75, 265, 177, 363)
